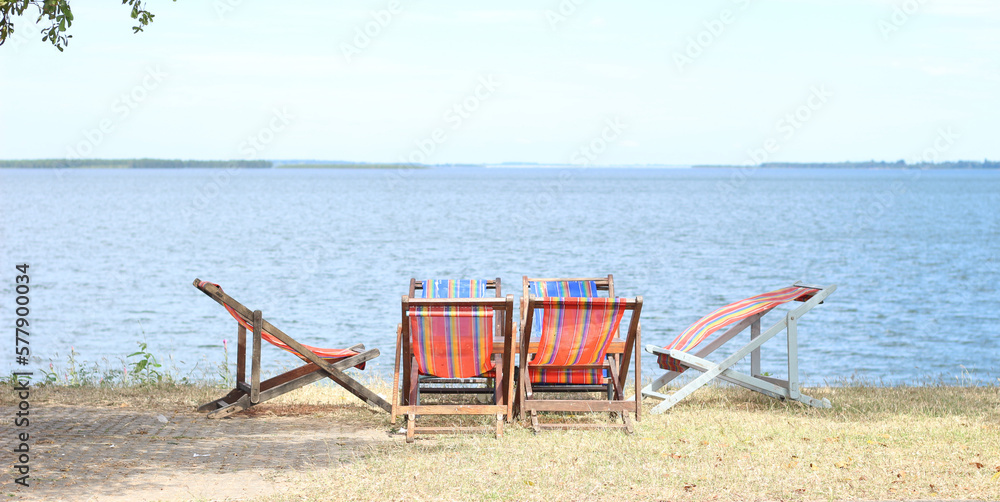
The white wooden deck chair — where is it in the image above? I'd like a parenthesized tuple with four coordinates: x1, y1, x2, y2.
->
(642, 282, 835, 414)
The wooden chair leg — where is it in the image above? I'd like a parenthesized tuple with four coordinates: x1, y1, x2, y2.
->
(391, 324, 402, 422)
(250, 310, 262, 404)
(622, 410, 635, 434)
(493, 354, 502, 409)
(406, 413, 415, 443)
(408, 356, 419, 407)
(510, 366, 521, 422)
(236, 324, 246, 385)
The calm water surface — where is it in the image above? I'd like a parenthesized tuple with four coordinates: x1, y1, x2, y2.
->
(1, 167, 997, 385)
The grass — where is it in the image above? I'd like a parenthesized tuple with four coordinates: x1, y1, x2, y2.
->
(11, 378, 999, 501)
(268, 384, 1000, 501)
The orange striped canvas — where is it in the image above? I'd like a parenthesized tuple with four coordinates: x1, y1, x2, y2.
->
(408, 306, 495, 379)
(218, 303, 364, 368)
(528, 297, 628, 385)
(658, 286, 817, 371)
(526, 279, 600, 339)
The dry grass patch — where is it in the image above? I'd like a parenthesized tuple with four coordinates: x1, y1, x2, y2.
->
(10, 380, 998, 500)
(266, 385, 999, 501)
(0, 380, 220, 409)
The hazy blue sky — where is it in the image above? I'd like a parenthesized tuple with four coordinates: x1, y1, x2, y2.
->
(0, 0, 996, 165)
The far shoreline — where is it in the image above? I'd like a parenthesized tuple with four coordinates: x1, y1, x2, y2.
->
(1, 159, 998, 170)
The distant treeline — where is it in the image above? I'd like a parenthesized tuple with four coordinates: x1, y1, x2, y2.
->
(0, 159, 429, 169)
(695, 160, 1000, 169)
(0, 159, 272, 169)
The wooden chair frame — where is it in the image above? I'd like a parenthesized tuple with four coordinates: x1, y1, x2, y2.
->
(518, 295, 643, 433)
(642, 283, 836, 414)
(193, 279, 391, 418)
(391, 295, 516, 442)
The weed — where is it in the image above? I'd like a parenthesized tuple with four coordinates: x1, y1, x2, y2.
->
(126, 341, 164, 385)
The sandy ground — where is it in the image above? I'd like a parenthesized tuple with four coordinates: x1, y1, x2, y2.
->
(0, 403, 392, 501)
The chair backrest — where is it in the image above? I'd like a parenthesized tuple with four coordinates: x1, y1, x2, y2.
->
(659, 285, 819, 369)
(522, 275, 613, 337)
(403, 296, 514, 379)
(523, 296, 638, 384)
(522, 275, 613, 299)
(411, 278, 500, 298)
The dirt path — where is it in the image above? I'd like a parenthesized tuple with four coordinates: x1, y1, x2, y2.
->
(0, 404, 392, 501)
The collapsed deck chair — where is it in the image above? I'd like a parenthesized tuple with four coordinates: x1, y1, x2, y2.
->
(642, 282, 836, 414)
(519, 295, 643, 432)
(193, 279, 391, 418)
(392, 291, 516, 442)
(402, 279, 502, 399)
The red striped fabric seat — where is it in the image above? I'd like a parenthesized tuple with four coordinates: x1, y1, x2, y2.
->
(407, 305, 495, 379)
(528, 297, 629, 385)
(658, 286, 818, 372)
(200, 281, 364, 368)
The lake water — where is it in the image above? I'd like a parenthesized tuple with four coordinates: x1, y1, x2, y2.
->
(1, 167, 998, 386)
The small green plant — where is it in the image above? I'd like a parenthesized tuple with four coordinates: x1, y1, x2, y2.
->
(40, 362, 59, 384)
(218, 338, 234, 388)
(126, 342, 163, 385)
(63, 346, 101, 386)
(4, 372, 30, 386)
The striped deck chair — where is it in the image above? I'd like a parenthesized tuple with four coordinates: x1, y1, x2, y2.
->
(392, 285, 515, 442)
(396, 279, 501, 405)
(520, 276, 616, 394)
(192, 280, 390, 418)
(519, 295, 643, 432)
(642, 282, 836, 414)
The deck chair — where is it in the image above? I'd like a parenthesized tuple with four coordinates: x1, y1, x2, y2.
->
(519, 295, 643, 432)
(520, 276, 616, 396)
(391, 290, 516, 442)
(193, 279, 391, 418)
(642, 282, 836, 414)
(400, 279, 501, 400)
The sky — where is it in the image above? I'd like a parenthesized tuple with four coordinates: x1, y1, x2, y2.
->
(0, 0, 997, 165)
